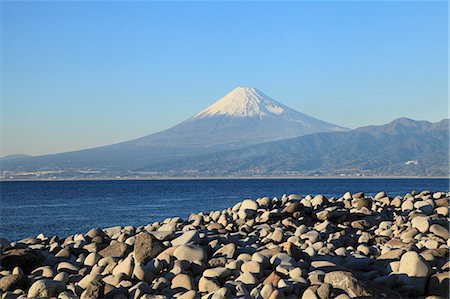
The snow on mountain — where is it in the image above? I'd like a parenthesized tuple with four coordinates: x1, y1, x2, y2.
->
(193, 87, 287, 118)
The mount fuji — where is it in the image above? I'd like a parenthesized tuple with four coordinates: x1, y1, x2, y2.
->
(1, 87, 347, 174)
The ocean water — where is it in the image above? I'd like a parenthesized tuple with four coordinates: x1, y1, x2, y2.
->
(0, 178, 448, 241)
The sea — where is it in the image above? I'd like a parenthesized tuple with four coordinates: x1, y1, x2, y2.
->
(1, 178, 448, 241)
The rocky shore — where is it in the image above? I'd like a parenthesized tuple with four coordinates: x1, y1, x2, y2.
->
(0, 190, 449, 299)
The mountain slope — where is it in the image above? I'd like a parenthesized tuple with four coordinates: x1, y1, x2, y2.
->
(146, 118, 450, 176)
(1, 87, 346, 172)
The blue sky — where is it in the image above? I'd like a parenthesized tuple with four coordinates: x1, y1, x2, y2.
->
(1, 1, 448, 156)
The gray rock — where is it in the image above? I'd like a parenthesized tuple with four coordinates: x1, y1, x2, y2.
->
(324, 271, 373, 297)
(134, 232, 167, 264)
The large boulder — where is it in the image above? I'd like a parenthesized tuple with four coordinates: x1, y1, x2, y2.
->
(134, 232, 167, 264)
(324, 271, 376, 297)
(398, 251, 430, 295)
(1, 248, 40, 273)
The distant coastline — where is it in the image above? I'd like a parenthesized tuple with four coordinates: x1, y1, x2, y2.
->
(1, 175, 449, 182)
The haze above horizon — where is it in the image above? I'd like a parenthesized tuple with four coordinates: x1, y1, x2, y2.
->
(1, 1, 448, 156)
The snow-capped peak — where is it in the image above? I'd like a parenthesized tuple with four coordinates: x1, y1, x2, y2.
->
(193, 87, 288, 119)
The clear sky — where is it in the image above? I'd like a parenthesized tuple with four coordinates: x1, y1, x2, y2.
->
(1, 1, 448, 156)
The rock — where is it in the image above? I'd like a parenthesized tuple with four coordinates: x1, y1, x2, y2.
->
(54, 272, 69, 283)
(134, 232, 166, 264)
(377, 249, 404, 261)
(411, 216, 430, 233)
(80, 281, 104, 299)
(302, 287, 319, 299)
(324, 271, 373, 297)
(311, 194, 327, 207)
(0, 237, 11, 252)
(424, 240, 438, 250)
(355, 197, 372, 210)
(86, 228, 106, 239)
(391, 196, 402, 207)
(1, 249, 40, 273)
(77, 273, 102, 289)
(240, 199, 258, 211)
(0, 274, 25, 292)
(414, 201, 434, 215)
(271, 228, 283, 243)
(436, 206, 449, 216)
(263, 272, 281, 286)
(317, 283, 332, 299)
(237, 272, 258, 286)
(57, 262, 79, 274)
(375, 191, 386, 200)
(213, 243, 236, 259)
(203, 267, 231, 279)
(174, 245, 206, 263)
(171, 273, 194, 290)
(283, 202, 301, 214)
(98, 242, 129, 258)
(178, 290, 200, 299)
(352, 192, 364, 199)
(171, 231, 199, 246)
(84, 252, 101, 267)
(398, 251, 430, 294)
(401, 199, 414, 212)
(28, 279, 66, 298)
(241, 261, 262, 275)
(112, 254, 134, 276)
(58, 291, 78, 299)
(301, 230, 320, 243)
(426, 272, 449, 297)
(429, 224, 449, 240)
(198, 276, 220, 293)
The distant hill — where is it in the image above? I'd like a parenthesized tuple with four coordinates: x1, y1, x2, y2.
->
(145, 118, 449, 177)
(0, 87, 345, 173)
